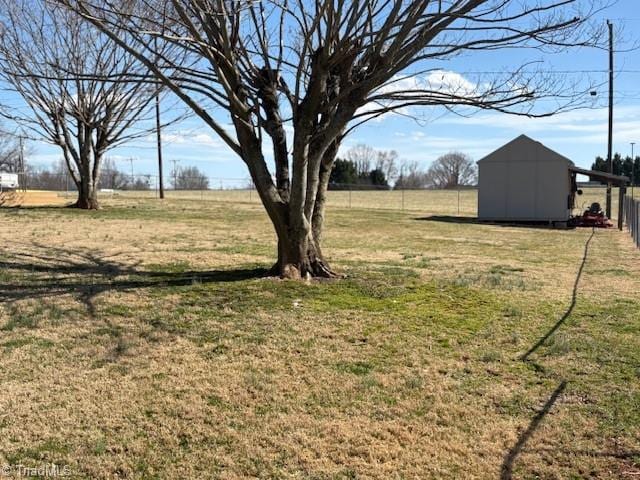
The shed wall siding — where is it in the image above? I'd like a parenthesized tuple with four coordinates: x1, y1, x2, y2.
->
(477, 136, 570, 222)
(478, 162, 507, 219)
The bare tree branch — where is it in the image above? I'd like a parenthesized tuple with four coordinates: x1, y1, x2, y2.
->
(55, 0, 607, 275)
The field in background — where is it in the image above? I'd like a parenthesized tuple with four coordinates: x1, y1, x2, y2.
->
(0, 196, 638, 478)
(17, 185, 624, 219)
(110, 186, 623, 219)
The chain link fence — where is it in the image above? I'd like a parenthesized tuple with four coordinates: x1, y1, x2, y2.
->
(16, 172, 480, 215)
(12, 172, 629, 221)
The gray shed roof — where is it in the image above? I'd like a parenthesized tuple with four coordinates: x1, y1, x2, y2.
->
(477, 134, 573, 165)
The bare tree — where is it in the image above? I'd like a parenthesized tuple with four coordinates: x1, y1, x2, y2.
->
(346, 144, 376, 177)
(396, 161, 429, 189)
(58, 0, 604, 276)
(426, 152, 477, 188)
(99, 158, 131, 190)
(376, 150, 399, 186)
(346, 144, 398, 183)
(0, 0, 174, 209)
(0, 126, 20, 173)
(25, 159, 69, 191)
(172, 166, 209, 191)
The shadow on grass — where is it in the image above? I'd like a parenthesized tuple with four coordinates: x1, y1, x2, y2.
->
(519, 228, 595, 361)
(500, 381, 567, 480)
(414, 215, 575, 229)
(0, 245, 269, 317)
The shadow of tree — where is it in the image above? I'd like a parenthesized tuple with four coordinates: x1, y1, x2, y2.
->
(519, 228, 595, 361)
(0, 244, 269, 318)
(500, 381, 567, 480)
(414, 215, 576, 230)
(500, 229, 610, 478)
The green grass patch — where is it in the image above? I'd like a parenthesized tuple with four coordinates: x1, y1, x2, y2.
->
(1, 336, 54, 351)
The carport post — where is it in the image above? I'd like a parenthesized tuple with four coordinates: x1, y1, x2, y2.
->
(618, 186, 626, 230)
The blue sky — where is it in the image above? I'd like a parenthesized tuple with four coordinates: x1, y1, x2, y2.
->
(9, 1, 640, 185)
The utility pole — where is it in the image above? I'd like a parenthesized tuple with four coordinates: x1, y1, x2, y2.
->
(129, 157, 135, 186)
(18, 135, 25, 191)
(632, 142, 636, 199)
(606, 20, 614, 218)
(18, 136, 23, 172)
(155, 89, 164, 199)
(154, 36, 164, 199)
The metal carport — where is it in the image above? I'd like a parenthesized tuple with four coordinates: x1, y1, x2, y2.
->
(569, 166, 629, 230)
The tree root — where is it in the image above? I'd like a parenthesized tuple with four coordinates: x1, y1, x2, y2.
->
(271, 259, 342, 280)
(68, 200, 100, 210)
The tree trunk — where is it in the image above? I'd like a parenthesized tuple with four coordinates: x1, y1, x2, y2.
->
(72, 172, 100, 210)
(261, 141, 342, 280)
(275, 225, 336, 279)
(272, 166, 338, 279)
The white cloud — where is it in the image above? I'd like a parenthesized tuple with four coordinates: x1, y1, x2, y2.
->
(356, 70, 479, 121)
(437, 104, 640, 151)
(424, 70, 477, 95)
(160, 130, 225, 148)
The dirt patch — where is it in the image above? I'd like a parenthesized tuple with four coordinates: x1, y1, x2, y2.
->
(0, 190, 73, 207)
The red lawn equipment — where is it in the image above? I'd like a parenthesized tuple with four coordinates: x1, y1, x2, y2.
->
(572, 202, 613, 228)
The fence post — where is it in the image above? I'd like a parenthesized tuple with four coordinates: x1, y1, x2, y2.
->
(626, 196, 640, 249)
(636, 199, 639, 247)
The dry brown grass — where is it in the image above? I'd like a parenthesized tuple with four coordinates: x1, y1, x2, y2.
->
(0, 195, 638, 479)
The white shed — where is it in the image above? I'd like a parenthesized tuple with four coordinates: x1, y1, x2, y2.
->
(477, 135, 572, 223)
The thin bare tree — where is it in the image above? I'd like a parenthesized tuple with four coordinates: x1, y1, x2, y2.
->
(376, 150, 399, 186)
(0, 0, 174, 209)
(99, 157, 131, 190)
(396, 160, 429, 189)
(346, 144, 376, 177)
(345, 144, 398, 184)
(172, 166, 209, 191)
(0, 125, 20, 173)
(57, 0, 605, 276)
(426, 152, 477, 188)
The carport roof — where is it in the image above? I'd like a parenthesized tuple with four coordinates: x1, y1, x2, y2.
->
(569, 165, 629, 186)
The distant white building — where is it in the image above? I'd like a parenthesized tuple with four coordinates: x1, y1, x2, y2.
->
(0, 173, 19, 190)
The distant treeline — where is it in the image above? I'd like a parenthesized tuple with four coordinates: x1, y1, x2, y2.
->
(328, 144, 477, 190)
(591, 154, 640, 184)
(22, 159, 210, 191)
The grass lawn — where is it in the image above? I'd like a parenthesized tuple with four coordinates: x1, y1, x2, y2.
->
(0, 194, 638, 479)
